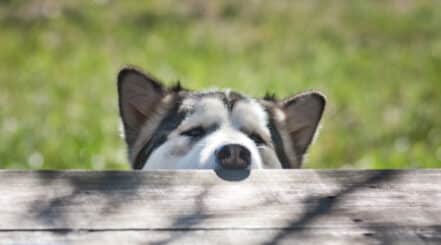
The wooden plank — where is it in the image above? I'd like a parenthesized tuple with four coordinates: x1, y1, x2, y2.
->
(0, 169, 440, 233)
(1, 226, 440, 245)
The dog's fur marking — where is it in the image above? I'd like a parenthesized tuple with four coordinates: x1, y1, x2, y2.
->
(268, 106, 300, 168)
(131, 94, 175, 165)
(141, 93, 269, 169)
(179, 96, 229, 130)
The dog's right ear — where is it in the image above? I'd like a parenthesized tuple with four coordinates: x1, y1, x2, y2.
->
(117, 67, 166, 148)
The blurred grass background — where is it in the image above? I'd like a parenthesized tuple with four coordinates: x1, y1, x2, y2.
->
(0, 0, 440, 169)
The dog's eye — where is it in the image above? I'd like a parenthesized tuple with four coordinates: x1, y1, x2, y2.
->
(249, 133, 265, 145)
(181, 126, 206, 138)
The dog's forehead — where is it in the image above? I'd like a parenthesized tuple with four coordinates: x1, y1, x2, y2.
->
(179, 96, 229, 127)
(179, 90, 268, 130)
(231, 99, 268, 132)
(180, 95, 227, 116)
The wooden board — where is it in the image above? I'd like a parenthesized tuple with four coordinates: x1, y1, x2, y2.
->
(0, 169, 440, 244)
(1, 227, 440, 245)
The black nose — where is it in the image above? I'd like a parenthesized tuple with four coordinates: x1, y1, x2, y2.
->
(216, 144, 251, 169)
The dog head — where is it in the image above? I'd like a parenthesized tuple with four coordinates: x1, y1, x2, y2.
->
(117, 66, 325, 170)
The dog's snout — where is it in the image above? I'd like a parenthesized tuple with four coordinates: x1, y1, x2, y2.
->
(216, 144, 251, 169)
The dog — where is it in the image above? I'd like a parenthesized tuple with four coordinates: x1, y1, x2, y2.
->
(117, 66, 325, 170)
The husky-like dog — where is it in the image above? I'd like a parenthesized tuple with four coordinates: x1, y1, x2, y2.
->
(118, 66, 325, 170)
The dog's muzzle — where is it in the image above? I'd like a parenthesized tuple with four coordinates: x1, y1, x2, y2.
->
(215, 144, 251, 169)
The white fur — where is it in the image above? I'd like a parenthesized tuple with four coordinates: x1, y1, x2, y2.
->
(142, 127, 263, 169)
(142, 97, 268, 169)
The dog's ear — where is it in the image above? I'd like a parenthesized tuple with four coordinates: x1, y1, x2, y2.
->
(281, 92, 326, 166)
(117, 67, 166, 148)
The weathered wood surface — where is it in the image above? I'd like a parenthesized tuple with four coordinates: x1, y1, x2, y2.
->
(0, 169, 440, 245)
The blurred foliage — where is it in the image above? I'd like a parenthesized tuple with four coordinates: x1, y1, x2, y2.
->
(0, 0, 440, 169)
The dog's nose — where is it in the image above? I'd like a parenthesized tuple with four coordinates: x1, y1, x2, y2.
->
(216, 144, 251, 169)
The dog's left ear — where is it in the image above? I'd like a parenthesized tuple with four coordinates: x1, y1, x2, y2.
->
(281, 92, 326, 165)
(117, 67, 166, 149)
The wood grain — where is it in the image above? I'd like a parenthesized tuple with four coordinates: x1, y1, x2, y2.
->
(1, 227, 440, 245)
(0, 170, 440, 244)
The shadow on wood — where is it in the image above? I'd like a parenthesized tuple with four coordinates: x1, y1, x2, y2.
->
(262, 170, 398, 244)
(25, 171, 145, 228)
(0, 170, 440, 244)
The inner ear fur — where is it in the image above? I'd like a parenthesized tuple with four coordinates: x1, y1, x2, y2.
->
(281, 91, 326, 165)
(117, 66, 166, 148)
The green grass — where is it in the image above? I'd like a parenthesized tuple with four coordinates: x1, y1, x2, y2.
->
(1, 1, 440, 169)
